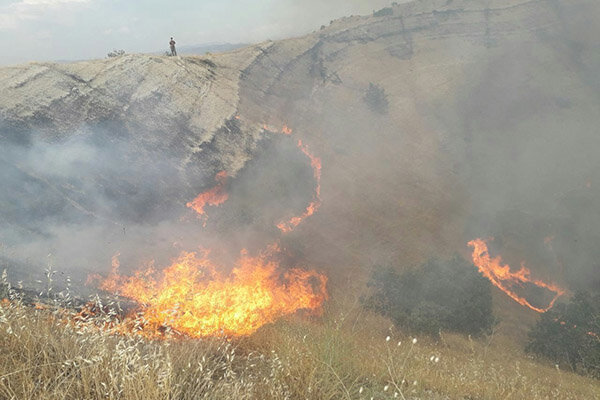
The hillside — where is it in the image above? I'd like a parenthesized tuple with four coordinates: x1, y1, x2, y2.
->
(0, 1, 599, 397)
(1, 0, 597, 272)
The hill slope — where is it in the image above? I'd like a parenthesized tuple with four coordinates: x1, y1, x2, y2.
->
(0, 0, 599, 302)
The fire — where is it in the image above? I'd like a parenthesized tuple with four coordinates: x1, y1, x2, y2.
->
(186, 171, 229, 217)
(88, 124, 330, 338)
(277, 140, 322, 233)
(468, 238, 566, 313)
(97, 245, 328, 337)
(261, 123, 293, 135)
(86, 251, 121, 288)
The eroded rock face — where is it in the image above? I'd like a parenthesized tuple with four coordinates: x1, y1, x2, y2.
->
(1, 0, 599, 290)
(0, 49, 263, 166)
(0, 48, 270, 229)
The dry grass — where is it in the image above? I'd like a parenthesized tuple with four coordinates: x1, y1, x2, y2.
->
(250, 299, 600, 400)
(0, 298, 292, 399)
(0, 281, 598, 399)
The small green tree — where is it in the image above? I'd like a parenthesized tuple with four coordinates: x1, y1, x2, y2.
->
(364, 83, 389, 114)
(107, 49, 126, 58)
(373, 7, 393, 17)
(363, 256, 495, 336)
(526, 292, 600, 378)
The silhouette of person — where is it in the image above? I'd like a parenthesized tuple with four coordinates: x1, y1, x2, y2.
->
(169, 37, 177, 56)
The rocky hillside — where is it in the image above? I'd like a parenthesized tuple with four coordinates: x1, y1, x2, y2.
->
(0, 0, 599, 293)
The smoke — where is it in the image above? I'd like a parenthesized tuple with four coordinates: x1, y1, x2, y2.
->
(1, 0, 599, 303)
(0, 123, 318, 291)
(230, 0, 600, 296)
(448, 4, 600, 291)
(0, 129, 177, 285)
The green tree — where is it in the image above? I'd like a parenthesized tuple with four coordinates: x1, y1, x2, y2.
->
(373, 7, 393, 17)
(363, 256, 495, 336)
(363, 83, 389, 114)
(526, 291, 600, 378)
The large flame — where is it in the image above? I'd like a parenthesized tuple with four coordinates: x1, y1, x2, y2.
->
(468, 238, 566, 313)
(277, 140, 322, 233)
(98, 245, 328, 337)
(91, 126, 330, 338)
(186, 171, 229, 217)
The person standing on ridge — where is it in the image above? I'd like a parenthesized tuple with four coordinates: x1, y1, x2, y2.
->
(169, 37, 177, 56)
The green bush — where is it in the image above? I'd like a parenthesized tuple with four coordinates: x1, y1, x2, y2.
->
(373, 7, 393, 17)
(362, 256, 495, 336)
(107, 49, 125, 58)
(364, 83, 389, 114)
(526, 291, 600, 378)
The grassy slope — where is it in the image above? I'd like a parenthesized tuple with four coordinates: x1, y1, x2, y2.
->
(0, 292, 598, 400)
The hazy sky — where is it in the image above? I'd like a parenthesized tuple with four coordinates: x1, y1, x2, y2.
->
(0, 0, 394, 65)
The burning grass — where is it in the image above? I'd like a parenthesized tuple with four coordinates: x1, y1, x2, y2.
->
(0, 283, 598, 400)
(87, 245, 328, 338)
(277, 139, 322, 234)
(186, 170, 229, 220)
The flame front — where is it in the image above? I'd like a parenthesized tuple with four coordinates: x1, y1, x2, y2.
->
(93, 127, 330, 337)
(468, 238, 565, 313)
(277, 140, 322, 233)
(98, 246, 328, 337)
(261, 123, 293, 135)
(186, 171, 229, 217)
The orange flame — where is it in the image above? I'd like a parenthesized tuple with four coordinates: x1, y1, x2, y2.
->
(553, 318, 598, 339)
(543, 235, 554, 245)
(186, 171, 229, 217)
(97, 245, 328, 337)
(277, 140, 322, 233)
(262, 123, 293, 135)
(468, 238, 566, 313)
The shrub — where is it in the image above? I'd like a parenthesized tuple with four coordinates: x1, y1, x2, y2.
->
(107, 49, 126, 58)
(374, 7, 394, 17)
(364, 83, 389, 114)
(526, 291, 600, 378)
(362, 256, 495, 336)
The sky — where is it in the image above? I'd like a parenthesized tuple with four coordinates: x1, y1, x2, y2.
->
(0, 0, 395, 65)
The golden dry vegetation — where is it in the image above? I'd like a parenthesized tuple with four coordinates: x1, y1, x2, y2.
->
(0, 284, 598, 400)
